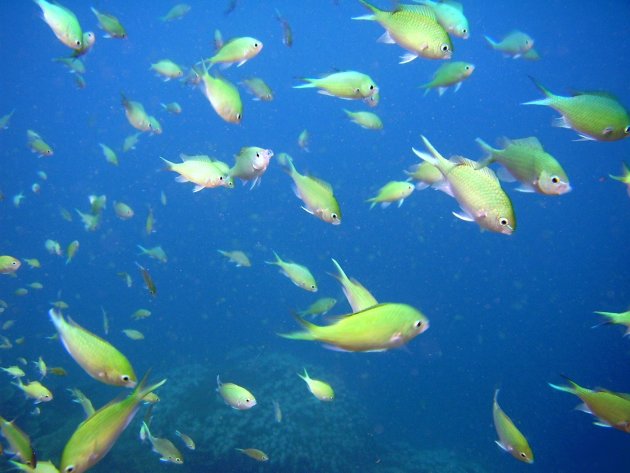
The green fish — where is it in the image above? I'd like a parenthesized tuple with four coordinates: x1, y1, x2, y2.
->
(60, 374, 166, 473)
(277, 153, 342, 225)
(216, 375, 256, 410)
(416, 0, 469, 39)
(137, 245, 167, 263)
(593, 309, 630, 337)
(206, 37, 263, 67)
(236, 448, 269, 462)
(523, 77, 630, 142)
(609, 163, 630, 197)
(65, 240, 79, 264)
(35, 0, 84, 50)
(354, 1, 453, 63)
(121, 93, 152, 132)
(160, 4, 191, 22)
(298, 297, 338, 317)
(279, 302, 429, 352)
(0, 416, 36, 467)
(91, 7, 127, 39)
(329, 258, 377, 313)
(26, 130, 53, 157)
(151, 60, 184, 80)
(229, 147, 274, 188)
(294, 71, 379, 106)
(421, 61, 475, 96)
(343, 109, 383, 130)
(298, 369, 335, 401)
(240, 78, 274, 101)
(75, 209, 100, 232)
(9, 459, 59, 473)
(88, 194, 107, 214)
(68, 387, 95, 418)
(199, 61, 242, 124)
(484, 31, 534, 58)
(0, 109, 15, 130)
(266, 251, 317, 292)
(404, 161, 450, 193)
(160, 102, 183, 114)
(140, 422, 184, 464)
(366, 181, 414, 209)
(217, 250, 251, 267)
(522, 48, 540, 61)
(493, 389, 534, 463)
(549, 376, 630, 433)
(475, 137, 571, 195)
(49, 309, 137, 387)
(98, 143, 118, 166)
(52, 57, 85, 74)
(0, 255, 21, 274)
(275, 8, 293, 47)
(412, 136, 516, 235)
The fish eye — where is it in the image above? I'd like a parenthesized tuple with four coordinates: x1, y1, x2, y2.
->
(551, 176, 559, 184)
(311, 285, 316, 289)
(75, 40, 81, 46)
(331, 213, 338, 220)
(219, 176, 224, 180)
(624, 125, 630, 134)
(369, 84, 375, 90)
(236, 113, 242, 120)
(499, 218, 509, 226)
(441, 43, 450, 52)
(65, 466, 75, 473)
(462, 28, 468, 34)
(256, 152, 260, 157)
(254, 43, 259, 47)
(520, 453, 527, 458)
(415, 320, 423, 328)
(121, 374, 130, 382)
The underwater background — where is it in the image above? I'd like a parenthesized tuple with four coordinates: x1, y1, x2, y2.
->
(1, 0, 629, 472)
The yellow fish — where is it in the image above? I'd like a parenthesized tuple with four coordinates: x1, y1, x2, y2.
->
(298, 369, 335, 401)
(217, 375, 256, 410)
(236, 448, 268, 462)
(266, 251, 317, 292)
(13, 378, 53, 404)
(493, 389, 534, 463)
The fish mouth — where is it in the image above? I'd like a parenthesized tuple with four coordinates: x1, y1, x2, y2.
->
(501, 225, 514, 235)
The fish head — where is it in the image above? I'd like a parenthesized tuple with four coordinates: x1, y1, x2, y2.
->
(364, 91, 380, 107)
(316, 208, 342, 225)
(538, 170, 572, 195)
(455, 24, 470, 40)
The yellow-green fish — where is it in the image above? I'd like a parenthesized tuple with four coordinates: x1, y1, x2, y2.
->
(294, 71, 379, 106)
(145, 206, 155, 235)
(162, 154, 232, 191)
(123, 132, 140, 152)
(280, 302, 429, 352)
(175, 430, 195, 450)
(206, 37, 263, 68)
(277, 153, 342, 225)
(299, 297, 338, 317)
(405, 161, 450, 193)
(34, 356, 47, 379)
(49, 309, 137, 387)
(50, 300, 69, 309)
(121, 93, 152, 132)
(1, 365, 26, 378)
(298, 129, 310, 151)
(137, 245, 167, 263)
(48, 366, 68, 376)
(366, 181, 414, 209)
(71, 31, 96, 58)
(523, 77, 630, 142)
(266, 251, 317, 292)
(240, 78, 273, 101)
(416, 0, 469, 39)
(354, 1, 453, 63)
(273, 400, 282, 423)
(91, 7, 127, 39)
(131, 309, 151, 320)
(160, 4, 191, 21)
(593, 309, 630, 336)
(0, 109, 15, 130)
(0, 416, 36, 467)
(24, 258, 41, 268)
(298, 369, 334, 401)
(160, 102, 182, 114)
(217, 375, 257, 410)
(484, 31, 534, 58)
(13, 378, 53, 404)
(421, 61, 475, 96)
(27, 130, 53, 157)
(98, 143, 118, 166)
(9, 459, 59, 473)
(549, 376, 630, 433)
(114, 201, 134, 220)
(199, 61, 242, 123)
(35, 0, 84, 50)
(65, 240, 79, 264)
(493, 389, 534, 463)
(218, 250, 251, 267)
(60, 374, 166, 473)
(236, 448, 268, 462)
(523, 48, 540, 61)
(68, 387, 95, 418)
(229, 147, 274, 187)
(343, 109, 383, 130)
(15, 288, 29, 296)
(89, 194, 107, 214)
(52, 57, 85, 74)
(475, 137, 571, 195)
(412, 136, 516, 234)
(122, 329, 144, 340)
(0, 255, 21, 274)
(151, 59, 184, 80)
(609, 163, 630, 197)
(140, 422, 184, 464)
(75, 209, 100, 232)
(329, 258, 377, 313)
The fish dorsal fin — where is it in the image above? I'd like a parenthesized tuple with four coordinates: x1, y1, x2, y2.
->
(306, 174, 333, 192)
(452, 156, 500, 182)
(509, 137, 544, 150)
(180, 154, 213, 163)
(328, 303, 387, 323)
(442, 0, 464, 11)
(400, 5, 437, 21)
(571, 90, 619, 100)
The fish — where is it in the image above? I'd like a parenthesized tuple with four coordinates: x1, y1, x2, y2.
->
(114, 201, 134, 220)
(65, 240, 79, 264)
(175, 430, 196, 450)
(412, 136, 516, 234)
(68, 387, 95, 418)
(60, 374, 167, 473)
(274, 9, 293, 47)
(141, 422, 184, 464)
(329, 258, 378, 313)
(279, 302, 429, 352)
(121, 93, 152, 133)
(218, 250, 251, 267)
(160, 4, 191, 21)
(123, 133, 140, 152)
(548, 376, 630, 433)
(0, 255, 21, 274)
(98, 143, 118, 166)
(75, 209, 100, 232)
(266, 251, 318, 292)
(48, 367, 68, 376)
(1, 365, 26, 378)
(0, 416, 36, 467)
(217, 375, 257, 410)
(71, 31, 96, 58)
(117, 272, 133, 288)
(150, 60, 184, 80)
(276, 153, 342, 225)
(523, 77, 630, 142)
(24, 258, 41, 268)
(354, 1, 453, 63)
(35, 0, 84, 50)
(298, 369, 335, 401)
(299, 297, 338, 317)
(145, 207, 155, 235)
(12, 379, 53, 404)
(240, 78, 274, 101)
(131, 309, 151, 320)
(229, 147, 274, 188)
(298, 130, 310, 151)
(205, 37, 263, 68)
(136, 262, 157, 297)
(404, 161, 450, 193)
(160, 102, 182, 114)
(272, 400, 282, 423)
(91, 7, 127, 39)
(49, 308, 137, 387)
(161, 154, 232, 192)
(137, 245, 167, 263)
(122, 329, 144, 340)
(420, 61, 475, 96)
(0, 109, 15, 130)
(294, 71, 379, 105)
(366, 181, 415, 209)
(493, 389, 534, 463)
(9, 459, 59, 472)
(475, 137, 571, 195)
(13, 192, 25, 208)
(89, 195, 107, 214)
(52, 57, 85, 74)
(199, 62, 243, 123)
(236, 448, 268, 462)
(484, 31, 534, 58)
(142, 392, 160, 404)
(34, 356, 47, 379)
(415, 0, 470, 39)
(609, 163, 630, 197)
(343, 109, 383, 130)
(26, 130, 53, 157)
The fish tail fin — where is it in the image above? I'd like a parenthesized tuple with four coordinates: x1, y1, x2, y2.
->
(549, 375, 580, 394)
(328, 258, 348, 283)
(593, 311, 618, 320)
(48, 308, 64, 331)
(354, 0, 378, 19)
(493, 388, 500, 403)
(474, 138, 498, 169)
(277, 315, 318, 341)
(412, 136, 450, 175)
(264, 251, 281, 266)
(483, 35, 497, 48)
(298, 368, 309, 381)
(522, 76, 554, 105)
(159, 156, 175, 171)
(134, 371, 167, 401)
(293, 79, 316, 89)
(137, 245, 148, 254)
(276, 153, 296, 175)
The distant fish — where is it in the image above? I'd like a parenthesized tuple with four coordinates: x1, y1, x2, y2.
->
(493, 389, 534, 463)
(484, 31, 534, 58)
(160, 4, 191, 22)
(275, 9, 293, 47)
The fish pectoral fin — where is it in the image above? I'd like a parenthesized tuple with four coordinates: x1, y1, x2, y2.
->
(452, 210, 475, 222)
(175, 175, 189, 183)
(399, 53, 418, 64)
(317, 90, 335, 97)
(323, 344, 351, 352)
(377, 31, 396, 44)
(593, 421, 612, 428)
(514, 184, 536, 193)
(573, 133, 596, 142)
(575, 402, 592, 414)
(494, 440, 509, 452)
(552, 116, 571, 129)
(193, 185, 205, 193)
(300, 206, 314, 215)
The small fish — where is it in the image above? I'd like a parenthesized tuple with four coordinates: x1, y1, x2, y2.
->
(160, 102, 182, 114)
(160, 4, 191, 22)
(404, 161, 449, 193)
(131, 309, 151, 320)
(31, 182, 41, 194)
(0, 255, 21, 274)
(485, 31, 534, 58)
(91, 7, 127, 39)
(123, 133, 141, 152)
(421, 61, 474, 96)
(299, 297, 338, 317)
(0, 109, 15, 130)
(298, 368, 335, 401)
(175, 430, 195, 450)
(162, 154, 232, 191)
(2, 320, 15, 330)
(13, 192, 25, 208)
(52, 57, 85, 74)
(329, 258, 378, 313)
(28, 282, 43, 290)
(151, 60, 184, 80)
(13, 378, 53, 404)
(44, 240, 62, 256)
(218, 250, 251, 267)
(416, 0, 470, 39)
(89, 194, 107, 214)
(65, 240, 79, 264)
(343, 109, 383, 130)
(117, 272, 133, 288)
(609, 163, 630, 197)
(122, 329, 144, 340)
(140, 423, 184, 464)
(24, 258, 41, 268)
(137, 245, 167, 263)
(275, 9, 293, 47)
(266, 251, 317, 292)
(493, 389, 534, 463)
(366, 181, 414, 209)
(224, 0, 238, 15)
(294, 71, 379, 106)
(34, 357, 47, 379)
(1, 365, 26, 378)
(240, 78, 273, 101)
(71, 31, 96, 58)
(35, 0, 84, 50)
(236, 448, 268, 462)
(48, 366, 67, 376)
(15, 288, 29, 296)
(205, 37, 263, 68)
(136, 263, 157, 297)
(523, 77, 630, 142)
(298, 130, 310, 151)
(594, 309, 630, 336)
(114, 201, 134, 220)
(59, 207, 73, 221)
(272, 400, 282, 423)
(27, 130, 53, 157)
(199, 62, 243, 124)
(121, 93, 152, 133)
(9, 459, 59, 473)
(0, 416, 36, 467)
(160, 191, 167, 206)
(50, 300, 69, 309)
(279, 303, 429, 352)
(68, 387, 95, 418)
(98, 143, 118, 166)
(217, 375, 256, 410)
(142, 392, 160, 404)
(144, 207, 155, 235)
(75, 209, 100, 231)
(229, 147, 274, 188)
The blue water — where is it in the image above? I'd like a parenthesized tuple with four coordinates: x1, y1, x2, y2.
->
(1, 1, 629, 472)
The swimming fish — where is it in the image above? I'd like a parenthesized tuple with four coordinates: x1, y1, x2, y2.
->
(329, 258, 378, 313)
(199, 61, 243, 124)
(493, 389, 534, 463)
(279, 302, 429, 352)
(0, 109, 15, 130)
(123, 133, 140, 152)
(35, 0, 84, 50)
(475, 137, 571, 195)
(404, 161, 449, 193)
(9, 460, 59, 473)
(0, 416, 36, 467)
(594, 309, 630, 335)
(420, 61, 475, 96)
(114, 201, 134, 220)
(217, 375, 257, 410)
(277, 153, 342, 225)
(272, 400, 282, 423)
(343, 109, 383, 130)
(27, 130, 53, 157)
(136, 262, 157, 297)
(65, 240, 79, 264)
(549, 376, 630, 433)
(122, 329, 144, 340)
(354, 1, 453, 63)
(299, 297, 338, 317)
(24, 258, 41, 269)
(121, 93, 152, 132)
(160, 102, 182, 114)
(236, 448, 268, 462)
(175, 430, 195, 450)
(160, 4, 191, 21)
(275, 9, 293, 47)
(266, 251, 317, 292)
(366, 181, 415, 209)
(162, 154, 232, 192)
(91, 7, 127, 39)
(150, 60, 184, 81)
(298, 130, 310, 151)
(294, 71, 379, 106)
(131, 309, 151, 320)
(34, 356, 47, 379)
(298, 369, 335, 401)
(68, 387, 95, 418)
(206, 37, 263, 68)
(523, 77, 630, 142)
(137, 245, 167, 263)
(1, 365, 26, 378)
(98, 143, 118, 166)
(412, 136, 516, 234)
(75, 209, 100, 232)
(12, 379, 53, 404)
(415, 0, 469, 39)
(218, 250, 251, 267)
(229, 147, 274, 188)
(240, 78, 274, 101)
(484, 31, 534, 58)
(0, 255, 21, 274)
(60, 374, 166, 473)
(49, 308, 137, 387)
(141, 422, 184, 464)
(609, 163, 630, 197)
